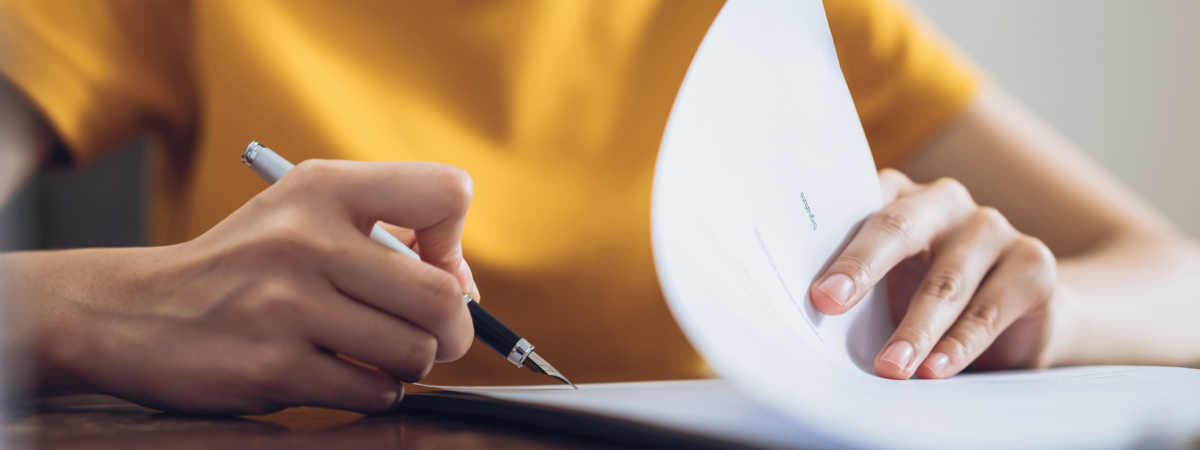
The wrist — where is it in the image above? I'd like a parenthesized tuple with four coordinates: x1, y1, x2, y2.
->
(34, 294, 99, 393)
(18, 247, 167, 394)
(1, 251, 92, 393)
(1035, 283, 1082, 369)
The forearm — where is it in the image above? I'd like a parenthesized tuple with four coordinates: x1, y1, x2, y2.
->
(1, 248, 162, 394)
(1049, 230, 1200, 368)
(901, 87, 1175, 258)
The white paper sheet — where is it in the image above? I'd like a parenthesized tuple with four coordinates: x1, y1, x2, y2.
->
(427, 380, 837, 449)
(432, 368, 1200, 450)
(649, 1, 1200, 448)
(440, 1, 1200, 448)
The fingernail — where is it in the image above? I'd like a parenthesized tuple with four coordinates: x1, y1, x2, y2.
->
(816, 273, 855, 306)
(457, 260, 477, 293)
(381, 386, 403, 414)
(880, 341, 914, 370)
(468, 283, 481, 303)
(923, 352, 950, 378)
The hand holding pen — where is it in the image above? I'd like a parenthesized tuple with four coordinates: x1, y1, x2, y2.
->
(16, 149, 503, 417)
(7, 142, 571, 417)
(242, 142, 574, 388)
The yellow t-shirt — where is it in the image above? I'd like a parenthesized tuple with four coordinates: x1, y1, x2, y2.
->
(0, 0, 978, 385)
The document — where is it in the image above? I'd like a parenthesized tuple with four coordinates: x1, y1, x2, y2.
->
(424, 369, 1200, 450)
(418, 1, 1200, 448)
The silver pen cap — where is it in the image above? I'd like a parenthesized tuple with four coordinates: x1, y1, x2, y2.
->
(242, 141, 295, 185)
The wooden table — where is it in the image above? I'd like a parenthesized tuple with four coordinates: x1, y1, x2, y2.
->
(6, 394, 629, 450)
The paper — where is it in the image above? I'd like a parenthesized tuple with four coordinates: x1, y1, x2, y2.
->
(422, 380, 832, 449)
(433, 1, 1200, 448)
(651, 1, 1200, 448)
(427, 368, 1200, 450)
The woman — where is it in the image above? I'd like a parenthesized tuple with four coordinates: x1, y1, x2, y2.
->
(1, 0, 1197, 415)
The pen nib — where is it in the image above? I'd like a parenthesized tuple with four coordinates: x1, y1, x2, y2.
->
(522, 352, 577, 390)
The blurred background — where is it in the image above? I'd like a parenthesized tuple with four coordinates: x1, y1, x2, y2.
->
(1, 0, 1198, 250)
(912, 0, 1200, 237)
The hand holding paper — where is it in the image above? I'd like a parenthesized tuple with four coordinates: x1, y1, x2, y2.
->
(422, 1, 1200, 448)
(654, 2, 1200, 448)
(811, 168, 1057, 380)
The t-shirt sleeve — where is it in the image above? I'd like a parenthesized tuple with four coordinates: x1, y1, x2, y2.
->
(824, 0, 982, 168)
(0, 0, 195, 165)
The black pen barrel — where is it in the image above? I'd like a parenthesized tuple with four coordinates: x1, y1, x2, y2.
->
(467, 299, 523, 358)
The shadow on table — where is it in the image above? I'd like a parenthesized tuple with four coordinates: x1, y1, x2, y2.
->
(5, 394, 625, 450)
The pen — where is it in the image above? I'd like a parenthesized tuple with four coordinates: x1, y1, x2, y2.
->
(240, 141, 575, 388)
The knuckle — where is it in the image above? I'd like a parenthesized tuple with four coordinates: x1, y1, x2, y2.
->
(437, 311, 475, 363)
(938, 333, 972, 359)
(870, 209, 917, 240)
(396, 334, 437, 381)
(431, 165, 474, 213)
(1015, 236, 1055, 263)
(431, 268, 464, 303)
(1012, 235, 1058, 299)
(932, 177, 967, 195)
(961, 302, 1003, 339)
(444, 327, 474, 362)
(901, 321, 939, 348)
(932, 177, 972, 204)
(260, 160, 344, 205)
(243, 346, 300, 393)
(833, 252, 877, 288)
(920, 271, 962, 304)
(283, 160, 356, 199)
(289, 159, 341, 183)
(973, 206, 1012, 232)
(939, 304, 1002, 360)
(1013, 237, 1057, 276)
(836, 252, 873, 274)
(419, 268, 464, 323)
(240, 281, 309, 324)
(250, 216, 336, 261)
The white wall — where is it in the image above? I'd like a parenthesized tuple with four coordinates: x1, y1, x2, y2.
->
(909, 0, 1200, 237)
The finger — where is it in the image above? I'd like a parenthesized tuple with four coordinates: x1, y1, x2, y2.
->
(282, 160, 473, 278)
(374, 223, 477, 303)
(810, 178, 975, 315)
(302, 287, 443, 380)
(376, 221, 417, 248)
(915, 236, 1056, 379)
(321, 232, 473, 362)
(377, 220, 478, 300)
(873, 207, 1017, 380)
(877, 168, 918, 204)
(277, 351, 403, 414)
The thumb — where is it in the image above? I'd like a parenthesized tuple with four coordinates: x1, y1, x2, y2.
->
(457, 256, 481, 302)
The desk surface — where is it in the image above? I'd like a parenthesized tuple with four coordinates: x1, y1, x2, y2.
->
(5, 394, 626, 450)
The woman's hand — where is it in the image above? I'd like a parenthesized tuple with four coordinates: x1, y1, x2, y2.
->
(3, 160, 478, 414)
(809, 169, 1057, 380)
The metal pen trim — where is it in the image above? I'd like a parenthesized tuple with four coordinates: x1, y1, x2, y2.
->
(506, 339, 535, 366)
(242, 141, 262, 167)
